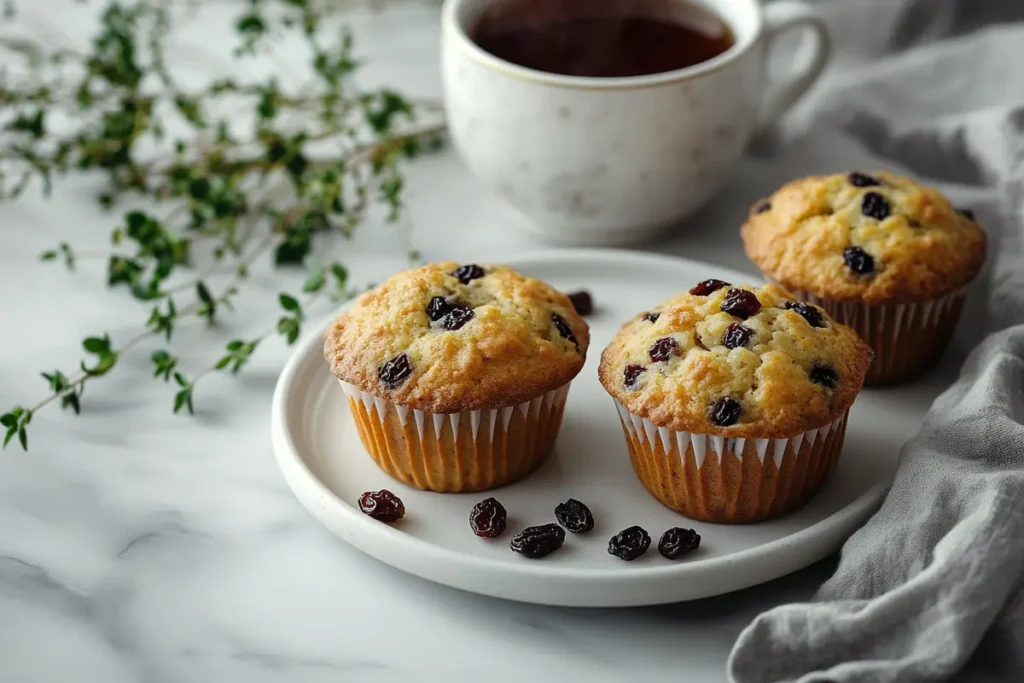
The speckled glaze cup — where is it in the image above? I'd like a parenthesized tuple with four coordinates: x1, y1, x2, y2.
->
(441, 0, 832, 246)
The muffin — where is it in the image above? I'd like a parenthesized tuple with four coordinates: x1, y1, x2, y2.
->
(741, 171, 986, 384)
(598, 281, 872, 523)
(323, 261, 589, 493)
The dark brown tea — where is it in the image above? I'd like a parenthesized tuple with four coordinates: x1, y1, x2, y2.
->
(471, 0, 735, 78)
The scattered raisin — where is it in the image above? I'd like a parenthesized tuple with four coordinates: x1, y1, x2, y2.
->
(720, 288, 762, 320)
(452, 264, 485, 284)
(469, 498, 507, 538)
(441, 304, 475, 331)
(358, 490, 405, 522)
(623, 364, 646, 389)
(784, 301, 826, 328)
(848, 172, 880, 188)
(844, 246, 875, 275)
(555, 498, 594, 533)
(567, 290, 593, 316)
(861, 192, 891, 220)
(809, 364, 838, 388)
(690, 279, 730, 296)
(608, 526, 651, 561)
(649, 337, 679, 362)
(642, 311, 661, 323)
(659, 528, 701, 559)
(378, 353, 413, 388)
(958, 207, 975, 221)
(551, 312, 578, 348)
(708, 397, 742, 427)
(426, 296, 452, 321)
(510, 524, 565, 558)
(754, 200, 771, 214)
(722, 322, 754, 349)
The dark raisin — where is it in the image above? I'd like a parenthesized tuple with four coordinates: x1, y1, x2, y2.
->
(844, 246, 875, 275)
(754, 199, 771, 214)
(452, 264, 485, 285)
(861, 191, 891, 220)
(958, 207, 975, 221)
(378, 353, 412, 388)
(809, 364, 838, 388)
(784, 301, 826, 328)
(510, 524, 565, 558)
(469, 498, 507, 538)
(608, 525, 651, 561)
(720, 288, 762, 320)
(555, 498, 594, 533)
(426, 296, 452, 322)
(658, 528, 701, 559)
(848, 172, 880, 188)
(358, 490, 405, 522)
(567, 290, 593, 316)
(649, 337, 679, 362)
(722, 322, 754, 349)
(441, 304, 474, 331)
(690, 279, 731, 296)
(708, 397, 742, 427)
(642, 311, 661, 323)
(551, 312, 578, 346)
(623, 364, 646, 389)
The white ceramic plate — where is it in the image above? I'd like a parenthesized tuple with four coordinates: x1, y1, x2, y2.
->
(273, 249, 933, 607)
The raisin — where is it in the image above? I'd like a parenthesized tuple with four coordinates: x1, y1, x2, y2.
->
(784, 301, 826, 328)
(848, 172, 880, 188)
(608, 525, 651, 561)
(754, 200, 771, 214)
(378, 353, 412, 388)
(958, 207, 975, 221)
(708, 397, 742, 427)
(551, 312, 578, 346)
(452, 264, 485, 284)
(658, 528, 701, 559)
(720, 288, 762, 320)
(469, 497, 507, 538)
(722, 322, 754, 349)
(861, 192, 891, 220)
(567, 290, 593, 316)
(809, 364, 838, 388)
(642, 311, 661, 323)
(623, 364, 646, 389)
(649, 337, 679, 362)
(358, 490, 405, 522)
(441, 304, 475, 331)
(844, 246, 875, 275)
(510, 524, 565, 558)
(426, 296, 452, 321)
(555, 498, 594, 533)
(690, 279, 730, 296)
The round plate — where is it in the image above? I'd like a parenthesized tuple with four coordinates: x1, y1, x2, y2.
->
(273, 249, 928, 607)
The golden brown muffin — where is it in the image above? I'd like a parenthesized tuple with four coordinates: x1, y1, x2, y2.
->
(599, 282, 872, 439)
(741, 171, 986, 304)
(324, 261, 589, 413)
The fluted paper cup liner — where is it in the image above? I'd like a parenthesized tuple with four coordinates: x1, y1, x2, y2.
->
(613, 402, 850, 524)
(340, 381, 571, 493)
(782, 286, 967, 386)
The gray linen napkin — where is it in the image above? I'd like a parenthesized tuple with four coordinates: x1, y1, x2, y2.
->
(728, 3, 1024, 681)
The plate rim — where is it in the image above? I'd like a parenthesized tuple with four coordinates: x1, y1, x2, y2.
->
(272, 248, 886, 605)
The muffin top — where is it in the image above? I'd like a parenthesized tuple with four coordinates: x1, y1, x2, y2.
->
(741, 171, 986, 304)
(324, 262, 589, 413)
(598, 281, 872, 438)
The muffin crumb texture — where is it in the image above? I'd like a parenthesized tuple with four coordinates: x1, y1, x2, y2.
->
(741, 171, 986, 303)
(324, 262, 589, 413)
(599, 283, 872, 438)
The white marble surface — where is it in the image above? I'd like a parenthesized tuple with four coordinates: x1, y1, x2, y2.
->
(0, 2, 986, 682)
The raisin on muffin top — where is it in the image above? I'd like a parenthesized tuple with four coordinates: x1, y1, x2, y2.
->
(741, 171, 986, 304)
(598, 282, 872, 438)
(323, 262, 589, 413)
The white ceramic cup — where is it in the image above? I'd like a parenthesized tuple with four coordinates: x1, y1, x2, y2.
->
(441, 0, 831, 246)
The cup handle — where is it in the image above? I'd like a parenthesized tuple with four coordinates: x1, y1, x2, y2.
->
(757, 1, 832, 131)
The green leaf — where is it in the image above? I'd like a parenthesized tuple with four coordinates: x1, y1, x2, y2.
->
(277, 317, 300, 344)
(61, 392, 81, 415)
(279, 293, 299, 311)
(330, 263, 348, 286)
(0, 414, 16, 428)
(173, 372, 188, 387)
(17, 426, 27, 450)
(40, 250, 57, 261)
(82, 336, 110, 354)
(215, 356, 232, 370)
(3, 427, 14, 448)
